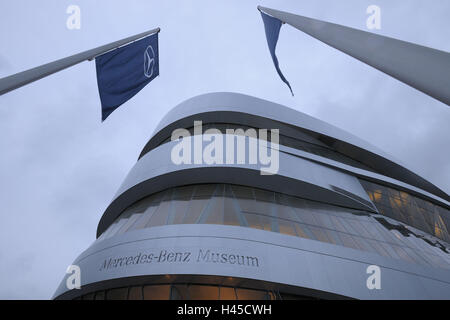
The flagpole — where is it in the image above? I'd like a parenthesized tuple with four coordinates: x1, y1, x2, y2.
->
(0, 27, 160, 96)
(258, 6, 450, 107)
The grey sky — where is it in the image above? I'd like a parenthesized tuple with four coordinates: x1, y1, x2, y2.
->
(0, 0, 449, 299)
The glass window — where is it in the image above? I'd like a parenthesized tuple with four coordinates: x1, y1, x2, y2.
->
(377, 242, 400, 260)
(231, 185, 254, 199)
(75, 281, 329, 300)
(259, 215, 273, 231)
(131, 204, 158, 230)
(293, 207, 318, 227)
(105, 218, 130, 239)
(314, 212, 335, 230)
(366, 239, 392, 258)
(143, 285, 170, 300)
(359, 179, 450, 243)
(100, 183, 450, 270)
(309, 226, 331, 244)
(128, 286, 143, 300)
(169, 189, 191, 224)
(116, 213, 142, 235)
(346, 220, 368, 238)
(391, 245, 415, 264)
(267, 291, 277, 300)
(402, 247, 428, 266)
(338, 219, 359, 237)
(276, 204, 298, 222)
(182, 198, 208, 224)
(204, 196, 224, 224)
(338, 232, 359, 250)
(359, 221, 385, 241)
(193, 184, 215, 199)
(188, 285, 219, 300)
(244, 212, 262, 230)
(278, 219, 297, 237)
(254, 188, 273, 202)
(328, 215, 348, 233)
(171, 284, 190, 300)
(235, 288, 269, 300)
(94, 291, 105, 300)
(235, 198, 256, 215)
(82, 293, 95, 300)
(293, 223, 313, 240)
(147, 198, 171, 227)
(219, 287, 237, 300)
(323, 229, 343, 246)
(106, 287, 128, 300)
(250, 201, 273, 216)
(352, 236, 376, 253)
(101, 222, 120, 240)
(223, 197, 241, 226)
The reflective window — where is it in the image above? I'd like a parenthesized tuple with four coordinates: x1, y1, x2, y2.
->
(143, 285, 170, 300)
(82, 292, 95, 300)
(77, 281, 310, 300)
(106, 287, 128, 300)
(360, 179, 450, 243)
(188, 285, 219, 300)
(94, 291, 105, 300)
(100, 184, 450, 270)
(128, 286, 143, 300)
(171, 284, 190, 300)
(219, 287, 237, 300)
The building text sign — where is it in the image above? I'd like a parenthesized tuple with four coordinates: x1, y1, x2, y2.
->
(99, 248, 260, 271)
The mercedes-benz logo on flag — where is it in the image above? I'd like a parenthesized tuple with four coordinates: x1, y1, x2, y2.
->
(144, 45, 155, 78)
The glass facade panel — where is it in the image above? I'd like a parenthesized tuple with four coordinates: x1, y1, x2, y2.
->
(360, 179, 450, 243)
(338, 232, 359, 250)
(203, 195, 224, 224)
(147, 195, 171, 227)
(235, 288, 269, 300)
(100, 184, 450, 270)
(223, 197, 241, 226)
(219, 287, 237, 300)
(278, 219, 297, 236)
(94, 291, 105, 300)
(128, 286, 143, 300)
(243, 212, 262, 230)
(106, 287, 128, 300)
(82, 293, 95, 300)
(259, 215, 273, 231)
(183, 198, 207, 224)
(143, 285, 170, 300)
(188, 285, 220, 300)
(309, 226, 331, 243)
(171, 284, 190, 300)
(77, 280, 317, 300)
(137, 205, 159, 228)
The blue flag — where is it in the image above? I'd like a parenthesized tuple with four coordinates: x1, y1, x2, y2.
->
(260, 11, 294, 96)
(95, 32, 159, 121)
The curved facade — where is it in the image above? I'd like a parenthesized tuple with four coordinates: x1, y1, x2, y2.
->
(54, 92, 450, 300)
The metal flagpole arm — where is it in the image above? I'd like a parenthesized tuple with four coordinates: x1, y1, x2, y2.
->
(257, 6, 450, 107)
(258, 5, 285, 24)
(0, 27, 160, 96)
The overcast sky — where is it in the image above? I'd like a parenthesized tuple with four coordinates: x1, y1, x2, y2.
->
(0, 0, 449, 299)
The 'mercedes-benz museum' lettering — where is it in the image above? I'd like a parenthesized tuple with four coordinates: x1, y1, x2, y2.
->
(99, 249, 260, 271)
